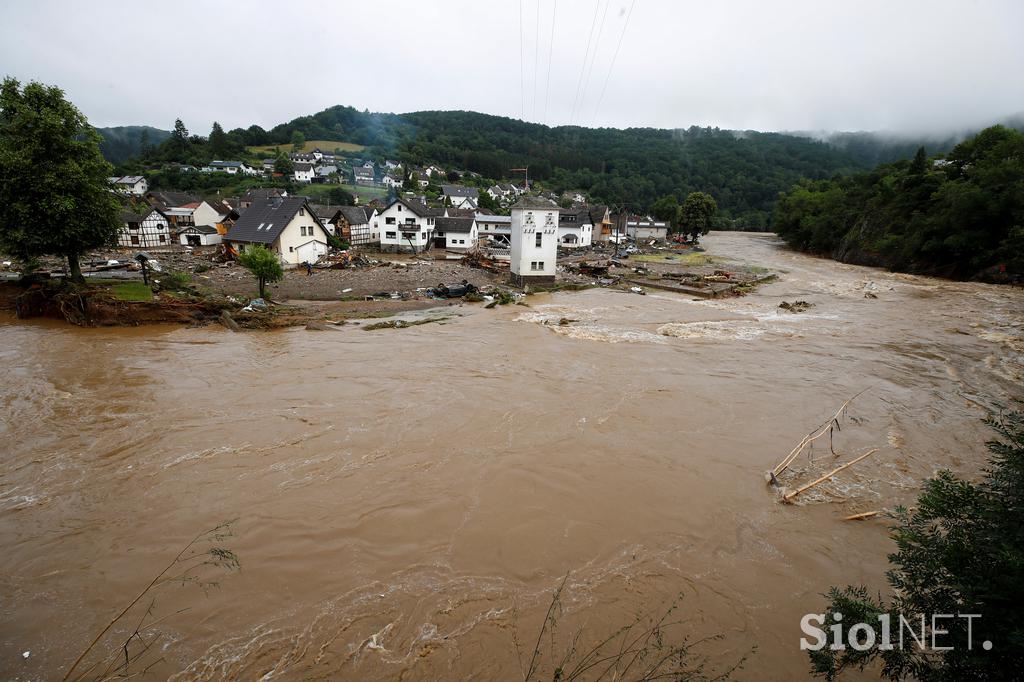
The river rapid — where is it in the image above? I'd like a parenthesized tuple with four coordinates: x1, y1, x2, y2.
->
(1, 233, 1021, 680)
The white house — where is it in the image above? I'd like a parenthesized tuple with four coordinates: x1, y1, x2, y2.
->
(208, 160, 254, 175)
(374, 197, 441, 253)
(118, 208, 170, 247)
(441, 185, 479, 209)
(476, 213, 512, 244)
(353, 166, 375, 186)
(225, 197, 331, 266)
(384, 159, 400, 170)
(192, 200, 231, 232)
(435, 217, 478, 250)
(314, 165, 338, 182)
(293, 162, 315, 183)
(510, 197, 559, 285)
(626, 220, 669, 241)
(382, 173, 402, 188)
(557, 208, 594, 247)
(178, 225, 222, 246)
(109, 175, 148, 196)
(423, 164, 443, 177)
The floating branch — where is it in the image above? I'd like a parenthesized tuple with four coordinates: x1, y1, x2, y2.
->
(766, 388, 872, 485)
(843, 511, 882, 521)
(781, 449, 879, 504)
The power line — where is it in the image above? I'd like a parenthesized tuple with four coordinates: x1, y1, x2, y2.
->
(542, 0, 558, 125)
(532, 0, 540, 119)
(569, 0, 604, 126)
(577, 0, 610, 124)
(519, 0, 526, 120)
(591, 0, 636, 127)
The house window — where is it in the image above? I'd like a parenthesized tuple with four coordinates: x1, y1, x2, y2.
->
(536, 261, 544, 270)
(299, 208, 305, 216)
(159, 235, 166, 243)
(131, 236, 139, 245)
(397, 204, 402, 212)
(386, 217, 395, 225)
(289, 246, 294, 252)
(385, 231, 396, 239)
(535, 232, 543, 247)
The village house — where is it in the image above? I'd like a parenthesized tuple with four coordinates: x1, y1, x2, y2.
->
(290, 152, 316, 164)
(434, 216, 478, 250)
(312, 204, 343, 235)
(510, 197, 559, 285)
(206, 160, 257, 176)
(352, 165, 375, 186)
(239, 188, 286, 211)
(314, 165, 338, 183)
(476, 213, 512, 245)
(384, 159, 400, 170)
(441, 184, 479, 209)
(293, 162, 315, 183)
(336, 205, 376, 246)
(225, 196, 331, 266)
(262, 159, 276, 173)
(178, 225, 222, 247)
(118, 208, 170, 247)
(381, 173, 402, 188)
(626, 219, 669, 241)
(588, 205, 614, 242)
(557, 208, 594, 247)
(109, 175, 148, 196)
(422, 164, 443, 178)
(374, 197, 441, 253)
(311, 148, 337, 164)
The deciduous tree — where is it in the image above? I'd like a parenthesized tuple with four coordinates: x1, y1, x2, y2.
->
(679, 191, 717, 242)
(237, 245, 283, 299)
(0, 78, 121, 281)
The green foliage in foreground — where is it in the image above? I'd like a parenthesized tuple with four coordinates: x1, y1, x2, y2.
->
(774, 125, 1024, 280)
(0, 78, 121, 281)
(237, 245, 282, 299)
(810, 411, 1024, 680)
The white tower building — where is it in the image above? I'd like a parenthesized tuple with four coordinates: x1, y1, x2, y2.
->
(509, 197, 559, 286)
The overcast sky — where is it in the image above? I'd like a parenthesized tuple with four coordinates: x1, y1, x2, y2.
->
(2, 0, 1022, 136)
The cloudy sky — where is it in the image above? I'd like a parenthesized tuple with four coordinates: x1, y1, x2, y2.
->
(2, 0, 1022, 136)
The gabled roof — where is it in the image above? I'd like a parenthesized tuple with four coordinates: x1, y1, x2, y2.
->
(338, 205, 370, 225)
(352, 166, 374, 177)
(384, 197, 442, 217)
(310, 203, 342, 221)
(226, 197, 324, 245)
(436, 217, 475, 233)
(242, 188, 283, 203)
(441, 184, 479, 198)
(121, 209, 145, 223)
(147, 190, 198, 210)
(181, 225, 219, 234)
(511, 196, 559, 210)
(294, 162, 314, 172)
(114, 175, 145, 185)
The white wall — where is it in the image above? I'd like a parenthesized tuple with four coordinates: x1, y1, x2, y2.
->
(377, 202, 434, 250)
(510, 207, 558, 278)
(275, 206, 330, 265)
(192, 201, 224, 229)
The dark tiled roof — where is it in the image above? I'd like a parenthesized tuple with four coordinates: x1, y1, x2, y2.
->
(226, 197, 321, 245)
(441, 184, 479, 198)
(294, 162, 313, 172)
(181, 225, 219, 234)
(338, 205, 370, 225)
(147, 190, 198, 210)
(121, 210, 145, 223)
(386, 197, 442, 217)
(436, 217, 475, 233)
(242, 188, 282, 203)
(310, 204, 342, 220)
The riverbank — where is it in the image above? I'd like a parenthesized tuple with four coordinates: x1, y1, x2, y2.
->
(0, 240, 777, 329)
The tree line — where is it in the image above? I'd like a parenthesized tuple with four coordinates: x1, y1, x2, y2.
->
(773, 125, 1024, 280)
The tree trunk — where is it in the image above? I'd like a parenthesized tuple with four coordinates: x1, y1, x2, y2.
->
(68, 252, 85, 284)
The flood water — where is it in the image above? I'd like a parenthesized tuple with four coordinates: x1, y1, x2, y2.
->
(1, 233, 1021, 680)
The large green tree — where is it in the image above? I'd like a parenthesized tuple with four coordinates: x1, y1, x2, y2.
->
(0, 78, 121, 281)
(237, 245, 283, 299)
(650, 194, 680, 229)
(679, 191, 717, 242)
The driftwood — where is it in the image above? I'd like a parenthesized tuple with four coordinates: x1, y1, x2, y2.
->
(766, 388, 871, 485)
(781, 449, 879, 504)
(843, 511, 882, 521)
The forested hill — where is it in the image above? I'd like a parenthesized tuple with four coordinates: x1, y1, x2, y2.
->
(114, 105, 1016, 226)
(96, 126, 170, 164)
(773, 125, 1024, 280)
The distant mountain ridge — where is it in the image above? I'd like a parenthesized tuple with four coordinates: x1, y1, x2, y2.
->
(96, 125, 171, 164)
(104, 106, 1023, 225)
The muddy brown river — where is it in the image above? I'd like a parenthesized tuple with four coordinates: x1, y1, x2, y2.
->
(1, 233, 1021, 680)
